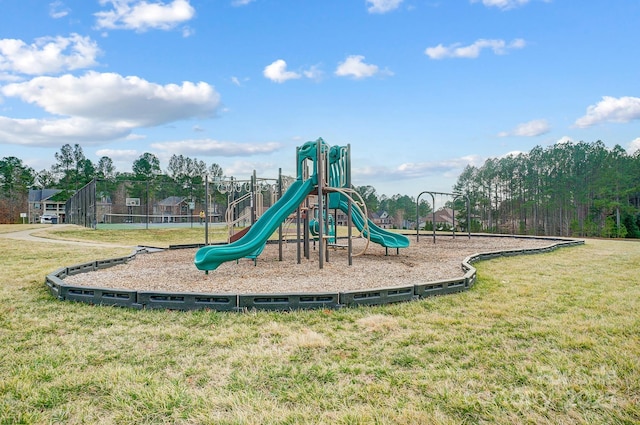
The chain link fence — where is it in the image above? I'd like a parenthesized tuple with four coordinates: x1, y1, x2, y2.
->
(65, 175, 295, 230)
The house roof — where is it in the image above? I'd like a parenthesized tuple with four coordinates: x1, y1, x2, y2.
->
(372, 210, 390, 219)
(424, 207, 455, 224)
(158, 196, 186, 206)
(28, 189, 62, 202)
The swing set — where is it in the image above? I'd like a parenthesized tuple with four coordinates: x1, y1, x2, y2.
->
(416, 191, 471, 243)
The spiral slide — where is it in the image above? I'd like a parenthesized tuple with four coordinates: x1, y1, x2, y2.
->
(194, 179, 315, 271)
(337, 193, 410, 249)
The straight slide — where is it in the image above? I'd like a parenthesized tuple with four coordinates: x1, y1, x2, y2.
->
(195, 179, 315, 271)
(338, 194, 410, 249)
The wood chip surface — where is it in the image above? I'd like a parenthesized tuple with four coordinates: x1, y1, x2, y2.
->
(64, 236, 559, 294)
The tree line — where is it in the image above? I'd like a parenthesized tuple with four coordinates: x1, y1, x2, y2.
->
(0, 144, 226, 223)
(5, 140, 636, 237)
(0, 143, 431, 224)
(452, 141, 640, 238)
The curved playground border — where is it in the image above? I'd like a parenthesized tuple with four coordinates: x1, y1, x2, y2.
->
(45, 235, 584, 312)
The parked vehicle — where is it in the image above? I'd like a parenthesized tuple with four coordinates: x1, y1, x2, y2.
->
(40, 214, 58, 224)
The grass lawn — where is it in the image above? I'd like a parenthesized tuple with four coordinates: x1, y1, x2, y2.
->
(41, 224, 407, 248)
(0, 225, 638, 424)
(41, 225, 225, 248)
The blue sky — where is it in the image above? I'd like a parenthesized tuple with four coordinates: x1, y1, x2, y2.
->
(0, 0, 639, 197)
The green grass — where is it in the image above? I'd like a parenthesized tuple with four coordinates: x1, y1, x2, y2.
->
(0, 225, 638, 424)
(41, 224, 408, 248)
(41, 225, 226, 248)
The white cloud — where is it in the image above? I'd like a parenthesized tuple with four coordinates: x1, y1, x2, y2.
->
(574, 96, 640, 128)
(94, 148, 140, 173)
(263, 59, 301, 83)
(223, 160, 280, 177)
(124, 133, 147, 140)
(95, 148, 139, 160)
(231, 0, 255, 6)
(354, 155, 483, 181)
(2, 71, 219, 126)
(366, 0, 403, 14)
(425, 38, 526, 59)
(150, 139, 283, 156)
(0, 34, 100, 76)
(303, 65, 324, 82)
(0, 72, 220, 146)
(230, 76, 250, 86)
(335, 55, 391, 79)
(470, 0, 530, 10)
(498, 119, 550, 137)
(0, 73, 23, 83)
(500, 150, 526, 158)
(181, 26, 195, 37)
(49, 1, 70, 18)
(0, 116, 131, 146)
(95, 0, 195, 32)
(628, 137, 640, 155)
(556, 136, 574, 145)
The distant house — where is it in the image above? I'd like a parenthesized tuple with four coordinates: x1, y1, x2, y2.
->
(28, 189, 66, 224)
(371, 210, 393, 229)
(156, 196, 188, 222)
(423, 207, 456, 230)
(304, 194, 349, 226)
(334, 209, 348, 226)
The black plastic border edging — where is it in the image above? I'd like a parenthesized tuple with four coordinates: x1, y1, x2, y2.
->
(45, 235, 585, 312)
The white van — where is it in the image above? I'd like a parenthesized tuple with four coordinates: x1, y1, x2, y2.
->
(40, 214, 58, 224)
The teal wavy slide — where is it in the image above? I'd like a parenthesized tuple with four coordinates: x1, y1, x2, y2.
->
(194, 179, 315, 271)
(337, 194, 410, 249)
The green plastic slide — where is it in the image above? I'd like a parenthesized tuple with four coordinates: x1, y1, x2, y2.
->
(337, 193, 410, 249)
(194, 179, 315, 271)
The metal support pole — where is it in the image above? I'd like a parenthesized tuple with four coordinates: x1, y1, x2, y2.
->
(304, 201, 310, 259)
(278, 168, 284, 262)
(297, 206, 302, 264)
(346, 144, 353, 266)
(467, 195, 471, 239)
(91, 178, 97, 229)
(324, 151, 330, 263)
(251, 170, 257, 225)
(452, 199, 456, 240)
(146, 180, 149, 230)
(303, 159, 310, 260)
(317, 140, 324, 269)
(324, 203, 330, 262)
(205, 175, 209, 244)
(416, 193, 421, 242)
(452, 193, 472, 240)
(204, 174, 209, 245)
(431, 193, 436, 244)
(416, 191, 434, 243)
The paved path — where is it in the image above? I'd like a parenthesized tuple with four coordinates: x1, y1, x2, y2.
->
(0, 225, 136, 249)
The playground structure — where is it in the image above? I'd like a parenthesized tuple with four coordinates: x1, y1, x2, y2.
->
(214, 171, 286, 243)
(48, 138, 586, 311)
(194, 138, 410, 272)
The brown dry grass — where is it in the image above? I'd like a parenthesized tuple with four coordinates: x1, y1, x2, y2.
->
(0, 224, 638, 424)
